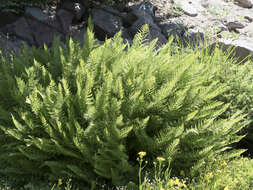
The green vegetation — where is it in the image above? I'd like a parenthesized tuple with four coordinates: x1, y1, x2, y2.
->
(0, 0, 56, 13)
(0, 19, 253, 189)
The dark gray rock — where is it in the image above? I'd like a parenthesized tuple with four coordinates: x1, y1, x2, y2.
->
(148, 27, 168, 46)
(224, 21, 245, 31)
(130, 1, 156, 18)
(91, 9, 122, 40)
(60, 1, 85, 21)
(128, 15, 160, 36)
(182, 29, 205, 47)
(0, 34, 26, 56)
(26, 18, 62, 47)
(0, 11, 19, 28)
(0, 17, 35, 45)
(57, 9, 74, 34)
(160, 22, 187, 39)
(121, 29, 133, 45)
(25, 7, 62, 31)
(69, 26, 86, 45)
(128, 11, 167, 46)
(73, 3, 85, 21)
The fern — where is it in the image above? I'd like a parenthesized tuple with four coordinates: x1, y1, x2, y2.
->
(0, 24, 247, 187)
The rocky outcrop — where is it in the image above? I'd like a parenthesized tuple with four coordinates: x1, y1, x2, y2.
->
(0, 0, 252, 62)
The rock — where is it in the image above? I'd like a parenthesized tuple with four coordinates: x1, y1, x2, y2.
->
(130, 1, 156, 18)
(173, 0, 198, 17)
(73, 3, 85, 21)
(129, 18, 167, 46)
(0, 17, 35, 45)
(224, 21, 245, 31)
(182, 29, 205, 47)
(210, 37, 253, 63)
(56, 9, 74, 34)
(121, 29, 133, 45)
(128, 12, 160, 36)
(91, 9, 122, 40)
(26, 18, 62, 47)
(245, 15, 253, 22)
(60, 1, 85, 21)
(160, 22, 187, 39)
(0, 11, 19, 28)
(235, 0, 253, 8)
(148, 27, 168, 46)
(25, 7, 62, 31)
(0, 34, 26, 56)
(69, 27, 86, 45)
(240, 23, 253, 37)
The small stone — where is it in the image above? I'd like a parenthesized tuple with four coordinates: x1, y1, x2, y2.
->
(245, 15, 253, 22)
(224, 21, 245, 31)
(235, 0, 253, 8)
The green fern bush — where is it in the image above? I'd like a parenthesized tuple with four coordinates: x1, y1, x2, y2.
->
(210, 52, 253, 153)
(0, 22, 247, 187)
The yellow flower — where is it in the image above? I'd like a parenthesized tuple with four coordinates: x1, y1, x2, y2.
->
(168, 179, 175, 186)
(157, 157, 165, 162)
(224, 186, 229, 190)
(138, 151, 147, 158)
(180, 170, 185, 176)
(208, 172, 213, 178)
(222, 161, 227, 166)
(58, 179, 63, 186)
(175, 178, 180, 186)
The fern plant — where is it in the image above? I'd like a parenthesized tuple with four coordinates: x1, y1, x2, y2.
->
(203, 48, 253, 154)
(0, 21, 247, 187)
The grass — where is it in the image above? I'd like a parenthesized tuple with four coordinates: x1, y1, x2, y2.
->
(1, 156, 253, 190)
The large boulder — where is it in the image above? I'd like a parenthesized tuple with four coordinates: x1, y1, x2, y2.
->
(25, 7, 62, 31)
(91, 9, 123, 40)
(26, 18, 62, 47)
